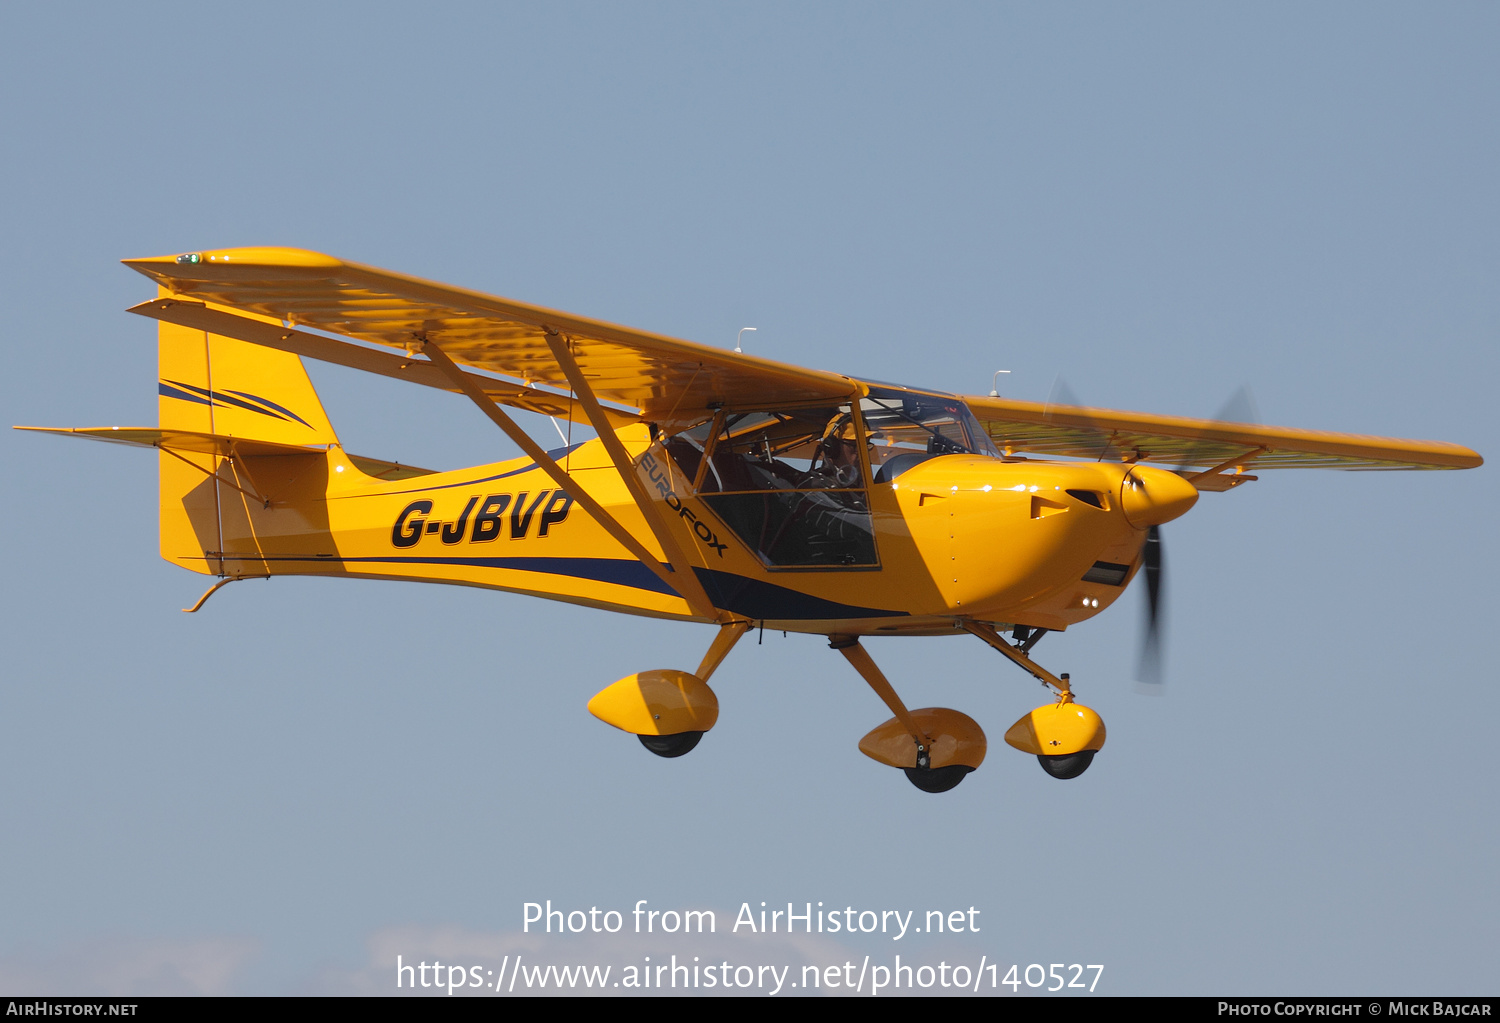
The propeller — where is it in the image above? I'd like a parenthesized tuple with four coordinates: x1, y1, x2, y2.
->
(1045, 375, 1121, 461)
(1133, 385, 1258, 691)
(1043, 375, 1256, 690)
(1135, 522, 1165, 688)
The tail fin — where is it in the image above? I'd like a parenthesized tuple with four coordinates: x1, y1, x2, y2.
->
(157, 297, 337, 444)
(157, 296, 338, 575)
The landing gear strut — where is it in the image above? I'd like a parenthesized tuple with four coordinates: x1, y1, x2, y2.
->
(831, 635, 987, 793)
(962, 621, 1107, 779)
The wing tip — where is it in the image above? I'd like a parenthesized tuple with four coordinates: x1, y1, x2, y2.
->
(123, 247, 342, 276)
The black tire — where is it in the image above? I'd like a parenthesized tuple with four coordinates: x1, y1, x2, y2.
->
(903, 764, 973, 793)
(1037, 750, 1095, 779)
(638, 731, 704, 758)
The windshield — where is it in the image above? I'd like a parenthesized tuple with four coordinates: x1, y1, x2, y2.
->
(859, 388, 999, 468)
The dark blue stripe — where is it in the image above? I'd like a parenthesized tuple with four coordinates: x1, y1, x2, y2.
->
(254, 553, 678, 595)
(162, 379, 293, 423)
(693, 568, 908, 620)
(225, 389, 314, 429)
(349, 555, 678, 594)
(159, 382, 214, 407)
(380, 442, 590, 496)
(229, 554, 907, 620)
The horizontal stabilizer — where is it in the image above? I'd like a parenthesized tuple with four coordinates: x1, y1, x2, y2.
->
(14, 426, 322, 458)
(14, 426, 435, 480)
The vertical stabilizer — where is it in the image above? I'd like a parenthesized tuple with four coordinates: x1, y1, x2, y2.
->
(156, 292, 337, 574)
(156, 297, 337, 444)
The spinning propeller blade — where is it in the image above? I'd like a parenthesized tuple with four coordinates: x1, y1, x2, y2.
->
(1045, 375, 1122, 461)
(1135, 523, 1165, 688)
(1134, 386, 1257, 690)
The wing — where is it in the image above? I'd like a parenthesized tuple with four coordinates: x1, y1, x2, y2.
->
(121, 248, 1479, 480)
(962, 394, 1482, 480)
(124, 247, 855, 434)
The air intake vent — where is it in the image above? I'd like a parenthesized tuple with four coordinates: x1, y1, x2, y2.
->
(1067, 489, 1106, 509)
(1081, 561, 1129, 586)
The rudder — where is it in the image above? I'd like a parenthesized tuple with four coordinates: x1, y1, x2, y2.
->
(157, 294, 338, 575)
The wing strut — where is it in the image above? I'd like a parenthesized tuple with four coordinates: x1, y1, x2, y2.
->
(1186, 446, 1267, 483)
(543, 331, 717, 619)
(417, 338, 716, 620)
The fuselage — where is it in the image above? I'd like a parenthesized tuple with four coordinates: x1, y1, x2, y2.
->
(190, 423, 1197, 636)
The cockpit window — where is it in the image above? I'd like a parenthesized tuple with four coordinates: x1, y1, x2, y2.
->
(659, 390, 994, 567)
(859, 389, 999, 481)
(663, 403, 877, 568)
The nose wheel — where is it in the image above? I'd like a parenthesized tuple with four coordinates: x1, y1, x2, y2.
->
(638, 731, 705, 758)
(1036, 750, 1096, 779)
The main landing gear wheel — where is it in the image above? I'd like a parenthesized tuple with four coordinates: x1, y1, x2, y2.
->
(637, 731, 704, 758)
(857, 706, 988, 795)
(903, 764, 974, 792)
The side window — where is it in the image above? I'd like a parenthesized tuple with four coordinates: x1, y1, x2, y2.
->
(665, 404, 878, 568)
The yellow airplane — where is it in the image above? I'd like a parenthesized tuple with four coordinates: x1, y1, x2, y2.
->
(18, 248, 1483, 792)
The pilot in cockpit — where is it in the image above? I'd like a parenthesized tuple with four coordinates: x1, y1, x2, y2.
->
(804, 416, 877, 490)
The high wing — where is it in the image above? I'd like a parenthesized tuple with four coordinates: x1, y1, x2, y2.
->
(961, 394, 1481, 481)
(123, 247, 1480, 482)
(124, 247, 854, 435)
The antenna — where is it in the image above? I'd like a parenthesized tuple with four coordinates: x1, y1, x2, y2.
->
(735, 327, 757, 353)
(989, 369, 1011, 397)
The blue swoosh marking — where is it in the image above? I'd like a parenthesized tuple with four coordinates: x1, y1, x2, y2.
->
(225, 389, 314, 429)
(379, 442, 590, 496)
(159, 382, 214, 407)
(161, 379, 292, 423)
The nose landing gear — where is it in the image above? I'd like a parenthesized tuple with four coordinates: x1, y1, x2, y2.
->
(962, 621, 1107, 779)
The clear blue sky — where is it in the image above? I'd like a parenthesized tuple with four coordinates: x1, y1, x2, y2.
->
(1, 1, 1494, 995)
